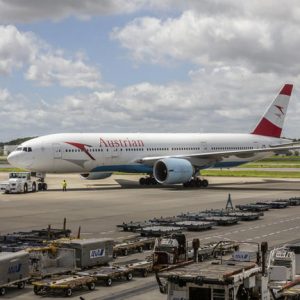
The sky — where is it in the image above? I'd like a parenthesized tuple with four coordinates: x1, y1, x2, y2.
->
(1, 0, 300, 141)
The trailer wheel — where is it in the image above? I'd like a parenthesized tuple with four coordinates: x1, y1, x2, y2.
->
(0, 287, 5, 296)
(142, 270, 148, 277)
(87, 282, 95, 291)
(123, 249, 128, 256)
(126, 273, 133, 281)
(65, 288, 72, 297)
(17, 281, 26, 289)
(33, 286, 40, 295)
(32, 182, 36, 192)
(199, 255, 204, 262)
(105, 278, 112, 286)
(24, 183, 28, 193)
(138, 246, 143, 253)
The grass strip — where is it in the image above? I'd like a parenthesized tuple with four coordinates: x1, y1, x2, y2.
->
(0, 168, 26, 172)
(202, 170, 300, 178)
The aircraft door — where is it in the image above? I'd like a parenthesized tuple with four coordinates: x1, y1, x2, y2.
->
(201, 142, 208, 152)
(111, 147, 120, 159)
(52, 143, 62, 159)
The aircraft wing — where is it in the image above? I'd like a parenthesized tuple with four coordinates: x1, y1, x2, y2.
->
(136, 144, 300, 167)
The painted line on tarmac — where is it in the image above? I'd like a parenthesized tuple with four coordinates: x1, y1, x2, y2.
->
(202, 217, 300, 241)
(245, 225, 300, 241)
(100, 230, 115, 235)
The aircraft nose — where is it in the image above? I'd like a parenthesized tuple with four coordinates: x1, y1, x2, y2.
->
(7, 151, 19, 167)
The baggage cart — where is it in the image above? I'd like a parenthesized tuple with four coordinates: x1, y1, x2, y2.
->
(116, 221, 154, 232)
(32, 275, 96, 297)
(113, 237, 155, 258)
(77, 266, 133, 286)
(126, 260, 154, 277)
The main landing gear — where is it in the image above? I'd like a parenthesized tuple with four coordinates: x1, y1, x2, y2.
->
(183, 177, 209, 188)
(139, 176, 158, 186)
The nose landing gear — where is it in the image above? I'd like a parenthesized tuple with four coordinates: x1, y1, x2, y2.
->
(33, 172, 48, 191)
(37, 181, 48, 191)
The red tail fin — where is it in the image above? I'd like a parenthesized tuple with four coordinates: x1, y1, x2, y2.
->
(251, 84, 293, 138)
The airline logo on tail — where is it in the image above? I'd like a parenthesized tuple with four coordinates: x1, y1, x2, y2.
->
(251, 84, 293, 138)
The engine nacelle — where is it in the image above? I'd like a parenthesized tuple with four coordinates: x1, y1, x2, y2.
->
(80, 172, 112, 180)
(153, 158, 193, 184)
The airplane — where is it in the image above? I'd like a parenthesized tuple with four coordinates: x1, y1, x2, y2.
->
(7, 84, 300, 190)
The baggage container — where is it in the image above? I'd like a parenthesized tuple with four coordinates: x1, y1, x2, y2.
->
(0, 251, 30, 296)
(29, 247, 76, 279)
(61, 238, 114, 268)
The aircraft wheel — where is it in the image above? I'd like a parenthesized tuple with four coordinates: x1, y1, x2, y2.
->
(202, 179, 209, 188)
(139, 178, 146, 185)
(151, 178, 157, 185)
(183, 181, 190, 188)
(24, 183, 28, 193)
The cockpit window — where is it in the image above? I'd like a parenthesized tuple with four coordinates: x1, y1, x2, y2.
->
(15, 147, 32, 152)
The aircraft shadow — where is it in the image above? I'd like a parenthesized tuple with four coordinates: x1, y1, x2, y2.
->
(47, 179, 300, 192)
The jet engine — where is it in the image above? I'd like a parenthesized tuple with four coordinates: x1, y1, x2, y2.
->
(153, 158, 193, 184)
(80, 172, 112, 180)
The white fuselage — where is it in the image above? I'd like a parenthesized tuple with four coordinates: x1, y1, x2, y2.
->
(8, 133, 285, 174)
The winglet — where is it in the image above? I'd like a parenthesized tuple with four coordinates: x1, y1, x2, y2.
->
(251, 84, 293, 138)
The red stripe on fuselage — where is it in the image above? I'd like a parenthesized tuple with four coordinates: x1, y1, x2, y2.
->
(65, 142, 95, 160)
(251, 117, 282, 137)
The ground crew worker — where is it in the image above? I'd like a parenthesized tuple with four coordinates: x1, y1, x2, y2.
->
(62, 179, 67, 191)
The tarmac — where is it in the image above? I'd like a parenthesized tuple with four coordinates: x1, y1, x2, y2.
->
(1, 173, 300, 299)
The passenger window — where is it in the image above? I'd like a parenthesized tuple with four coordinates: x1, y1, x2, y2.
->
(28, 147, 32, 152)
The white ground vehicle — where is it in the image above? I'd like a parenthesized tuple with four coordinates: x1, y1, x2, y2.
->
(0, 172, 38, 194)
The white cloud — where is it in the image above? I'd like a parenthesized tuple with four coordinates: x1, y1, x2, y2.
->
(0, 25, 102, 89)
(2, 67, 299, 141)
(0, 88, 10, 102)
(111, 8, 300, 74)
(25, 54, 102, 89)
(2, 0, 300, 141)
(0, 25, 38, 74)
(0, 0, 155, 23)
